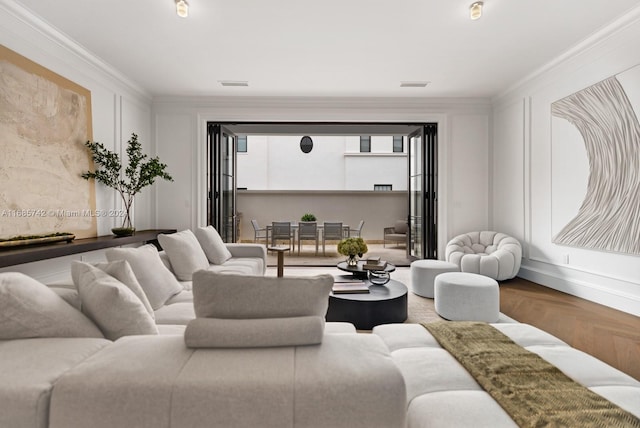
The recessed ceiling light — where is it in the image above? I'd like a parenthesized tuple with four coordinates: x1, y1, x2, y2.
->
(219, 81, 249, 87)
(469, 1, 483, 20)
(400, 81, 430, 88)
(176, 0, 188, 18)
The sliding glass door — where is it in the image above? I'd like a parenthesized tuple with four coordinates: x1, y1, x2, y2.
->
(408, 124, 438, 259)
(207, 124, 237, 242)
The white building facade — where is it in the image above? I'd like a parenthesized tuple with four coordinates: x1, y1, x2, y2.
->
(237, 136, 407, 191)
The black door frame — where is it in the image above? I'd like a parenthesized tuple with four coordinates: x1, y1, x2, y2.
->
(206, 120, 438, 259)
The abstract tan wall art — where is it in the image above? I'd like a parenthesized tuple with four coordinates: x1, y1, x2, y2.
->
(551, 65, 640, 255)
(0, 45, 97, 239)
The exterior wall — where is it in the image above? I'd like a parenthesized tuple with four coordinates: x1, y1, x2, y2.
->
(492, 10, 640, 316)
(0, 2, 152, 282)
(237, 191, 407, 242)
(238, 135, 407, 191)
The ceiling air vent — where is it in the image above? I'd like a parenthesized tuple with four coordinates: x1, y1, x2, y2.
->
(400, 81, 430, 88)
(219, 80, 249, 87)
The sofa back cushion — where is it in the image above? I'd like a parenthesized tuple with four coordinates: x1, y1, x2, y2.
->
(106, 244, 183, 310)
(0, 272, 103, 339)
(194, 226, 232, 265)
(72, 262, 158, 340)
(192, 271, 333, 319)
(157, 230, 209, 281)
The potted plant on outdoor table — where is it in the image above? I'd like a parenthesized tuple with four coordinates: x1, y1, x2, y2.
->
(337, 237, 368, 266)
(81, 133, 173, 237)
(301, 213, 316, 222)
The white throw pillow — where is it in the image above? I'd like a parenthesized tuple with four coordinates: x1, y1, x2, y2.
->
(72, 262, 158, 340)
(71, 259, 155, 319)
(194, 225, 232, 265)
(0, 272, 103, 339)
(106, 244, 183, 310)
(157, 230, 209, 281)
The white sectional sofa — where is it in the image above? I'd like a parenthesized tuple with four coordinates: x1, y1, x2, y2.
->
(1, 225, 638, 427)
(0, 264, 405, 428)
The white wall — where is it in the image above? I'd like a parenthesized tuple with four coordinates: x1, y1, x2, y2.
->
(492, 10, 640, 316)
(0, 2, 153, 282)
(152, 97, 492, 258)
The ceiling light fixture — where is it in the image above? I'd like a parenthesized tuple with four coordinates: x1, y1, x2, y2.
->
(469, 1, 483, 20)
(176, 0, 189, 18)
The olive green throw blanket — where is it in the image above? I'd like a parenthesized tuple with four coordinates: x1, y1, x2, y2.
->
(422, 322, 640, 427)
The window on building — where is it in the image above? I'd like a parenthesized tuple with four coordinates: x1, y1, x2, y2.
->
(237, 136, 247, 153)
(374, 184, 393, 191)
(360, 136, 371, 152)
(393, 135, 404, 153)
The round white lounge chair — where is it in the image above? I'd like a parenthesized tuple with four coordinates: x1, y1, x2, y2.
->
(445, 231, 522, 281)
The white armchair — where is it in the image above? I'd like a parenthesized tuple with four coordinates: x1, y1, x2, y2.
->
(445, 231, 522, 281)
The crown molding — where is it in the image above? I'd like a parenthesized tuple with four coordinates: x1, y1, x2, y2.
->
(494, 4, 640, 102)
(1, 0, 151, 101)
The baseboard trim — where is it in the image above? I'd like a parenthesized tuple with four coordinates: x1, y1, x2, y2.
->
(518, 264, 640, 317)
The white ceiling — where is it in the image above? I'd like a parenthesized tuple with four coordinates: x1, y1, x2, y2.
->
(14, 0, 640, 98)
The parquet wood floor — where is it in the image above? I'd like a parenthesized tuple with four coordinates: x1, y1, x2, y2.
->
(500, 277, 640, 381)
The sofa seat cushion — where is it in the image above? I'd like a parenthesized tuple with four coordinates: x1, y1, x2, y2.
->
(372, 323, 640, 427)
(165, 290, 193, 305)
(155, 324, 187, 335)
(0, 338, 110, 428)
(49, 334, 406, 428)
(153, 302, 195, 325)
(207, 257, 265, 275)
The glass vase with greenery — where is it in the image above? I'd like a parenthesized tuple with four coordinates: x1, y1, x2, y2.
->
(81, 133, 173, 236)
(337, 237, 368, 266)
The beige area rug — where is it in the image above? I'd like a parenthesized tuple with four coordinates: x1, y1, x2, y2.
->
(267, 266, 444, 325)
(406, 291, 444, 324)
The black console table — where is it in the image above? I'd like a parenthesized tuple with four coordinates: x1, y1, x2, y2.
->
(0, 229, 176, 268)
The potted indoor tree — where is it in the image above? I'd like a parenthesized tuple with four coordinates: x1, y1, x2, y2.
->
(81, 133, 173, 236)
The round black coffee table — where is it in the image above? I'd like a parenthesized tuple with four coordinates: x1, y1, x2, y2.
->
(326, 278, 408, 330)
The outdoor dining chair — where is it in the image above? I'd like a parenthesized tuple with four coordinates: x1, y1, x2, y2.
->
(251, 219, 267, 244)
(297, 221, 319, 255)
(271, 221, 295, 251)
(322, 222, 344, 256)
(349, 220, 365, 238)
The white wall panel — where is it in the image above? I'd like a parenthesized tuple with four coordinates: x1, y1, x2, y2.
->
(493, 15, 640, 315)
(447, 114, 490, 237)
(155, 113, 194, 231)
(492, 100, 525, 242)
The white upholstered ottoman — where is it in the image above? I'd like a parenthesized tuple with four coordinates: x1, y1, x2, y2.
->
(410, 260, 459, 298)
(434, 272, 499, 322)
